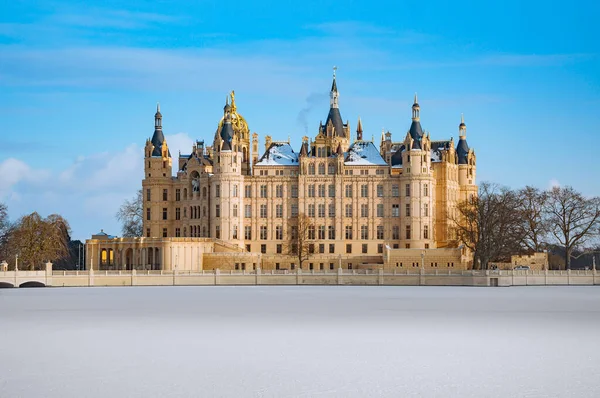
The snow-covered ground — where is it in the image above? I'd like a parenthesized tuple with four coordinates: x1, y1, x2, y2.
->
(1, 286, 599, 397)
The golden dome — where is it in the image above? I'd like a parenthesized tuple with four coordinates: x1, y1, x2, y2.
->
(216, 91, 250, 141)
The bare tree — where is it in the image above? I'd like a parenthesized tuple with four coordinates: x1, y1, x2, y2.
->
(0, 203, 9, 259)
(8, 212, 71, 270)
(453, 182, 526, 269)
(545, 186, 600, 269)
(116, 189, 143, 237)
(517, 186, 550, 252)
(286, 213, 314, 270)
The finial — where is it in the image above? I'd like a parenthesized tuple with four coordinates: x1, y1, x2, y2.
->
(414, 92, 418, 104)
(333, 66, 337, 79)
(288, 134, 290, 143)
(461, 113, 464, 124)
(157, 102, 160, 112)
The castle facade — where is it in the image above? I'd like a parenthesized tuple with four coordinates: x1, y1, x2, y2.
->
(87, 72, 477, 271)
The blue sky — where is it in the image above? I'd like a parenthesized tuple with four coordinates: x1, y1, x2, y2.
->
(1, 0, 599, 241)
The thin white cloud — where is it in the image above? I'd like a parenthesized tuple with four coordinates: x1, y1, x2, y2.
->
(0, 133, 195, 239)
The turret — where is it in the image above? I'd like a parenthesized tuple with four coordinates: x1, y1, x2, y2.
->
(457, 114, 477, 193)
(356, 117, 363, 141)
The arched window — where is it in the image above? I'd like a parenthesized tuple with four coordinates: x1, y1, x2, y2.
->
(318, 163, 325, 175)
(308, 163, 315, 175)
(424, 225, 429, 239)
(183, 188, 187, 200)
(328, 163, 335, 174)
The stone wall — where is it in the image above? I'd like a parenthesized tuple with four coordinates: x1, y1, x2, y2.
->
(511, 252, 548, 271)
(383, 246, 467, 271)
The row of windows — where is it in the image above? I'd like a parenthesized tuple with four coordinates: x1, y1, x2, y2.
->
(148, 202, 431, 221)
(250, 242, 385, 256)
(148, 182, 430, 203)
(151, 223, 429, 241)
(240, 224, 429, 241)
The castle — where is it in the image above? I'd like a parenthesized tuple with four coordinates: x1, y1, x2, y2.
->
(86, 71, 477, 271)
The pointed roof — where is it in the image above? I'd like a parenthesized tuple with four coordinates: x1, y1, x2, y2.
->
(323, 108, 345, 137)
(336, 143, 343, 156)
(300, 142, 309, 157)
(150, 103, 170, 157)
(356, 117, 363, 140)
(150, 129, 166, 156)
(220, 118, 234, 151)
(456, 137, 470, 164)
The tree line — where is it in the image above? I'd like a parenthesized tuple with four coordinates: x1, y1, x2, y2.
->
(453, 183, 600, 269)
(0, 204, 81, 270)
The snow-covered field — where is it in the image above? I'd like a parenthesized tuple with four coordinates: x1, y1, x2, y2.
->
(1, 286, 599, 397)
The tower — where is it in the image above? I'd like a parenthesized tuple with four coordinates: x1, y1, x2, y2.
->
(143, 103, 173, 238)
(400, 96, 435, 249)
(211, 96, 244, 246)
(315, 67, 351, 155)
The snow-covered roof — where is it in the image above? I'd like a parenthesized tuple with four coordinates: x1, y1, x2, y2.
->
(344, 141, 387, 166)
(255, 143, 299, 166)
(431, 140, 451, 163)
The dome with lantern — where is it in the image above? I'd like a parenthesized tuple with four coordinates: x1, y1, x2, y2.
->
(214, 91, 250, 144)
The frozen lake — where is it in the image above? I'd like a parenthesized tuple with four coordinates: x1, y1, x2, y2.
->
(1, 286, 599, 397)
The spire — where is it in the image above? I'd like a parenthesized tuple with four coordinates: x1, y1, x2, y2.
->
(324, 68, 346, 137)
(356, 117, 363, 141)
(459, 113, 467, 137)
(155, 102, 162, 129)
(331, 66, 338, 92)
(330, 66, 339, 108)
(412, 93, 420, 121)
